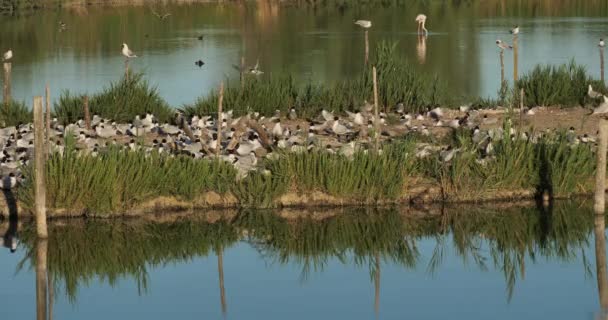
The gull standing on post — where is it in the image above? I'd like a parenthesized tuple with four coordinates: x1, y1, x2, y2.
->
(121, 43, 137, 59)
(600, 39, 605, 48)
(354, 20, 372, 29)
(415, 14, 428, 35)
(3, 49, 12, 61)
(496, 40, 513, 50)
(510, 26, 520, 35)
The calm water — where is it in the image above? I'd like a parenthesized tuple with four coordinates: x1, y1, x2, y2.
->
(0, 2, 607, 106)
(0, 202, 607, 319)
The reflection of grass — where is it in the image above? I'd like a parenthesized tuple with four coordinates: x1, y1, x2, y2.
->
(16, 201, 601, 303)
(18, 218, 239, 302)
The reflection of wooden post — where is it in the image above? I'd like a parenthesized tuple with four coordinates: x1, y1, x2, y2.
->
(601, 47, 605, 84)
(3, 62, 11, 107)
(595, 214, 608, 313)
(595, 118, 608, 214)
(217, 248, 227, 315)
(84, 96, 91, 130)
(36, 239, 48, 320)
(34, 97, 48, 238)
(364, 30, 369, 65)
(216, 82, 224, 156)
(500, 50, 505, 84)
(240, 56, 245, 90)
(374, 252, 380, 316)
(513, 35, 519, 82)
(373, 66, 379, 152)
(48, 271, 54, 320)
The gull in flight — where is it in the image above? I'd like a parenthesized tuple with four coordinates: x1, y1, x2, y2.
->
(415, 14, 428, 35)
(152, 10, 171, 20)
(354, 20, 372, 29)
(121, 43, 137, 59)
(496, 40, 513, 50)
(3, 49, 12, 61)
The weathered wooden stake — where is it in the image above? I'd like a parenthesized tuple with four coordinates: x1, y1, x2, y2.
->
(595, 214, 608, 314)
(595, 118, 608, 214)
(364, 30, 369, 66)
(83, 95, 91, 131)
(124, 59, 130, 81)
(513, 35, 519, 82)
(35, 239, 48, 320)
(3, 62, 11, 107)
(217, 247, 227, 315)
(499, 49, 505, 84)
(216, 82, 224, 156)
(601, 47, 605, 84)
(373, 66, 380, 152)
(34, 96, 48, 239)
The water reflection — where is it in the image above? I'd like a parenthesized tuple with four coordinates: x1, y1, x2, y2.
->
(0, 2, 607, 105)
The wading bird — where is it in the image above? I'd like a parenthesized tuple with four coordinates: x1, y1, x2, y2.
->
(415, 14, 428, 35)
(354, 20, 372, 29)
(121, 43, 137, 59)
(496, 40, 513, 50)
(3, 49, 12, 61)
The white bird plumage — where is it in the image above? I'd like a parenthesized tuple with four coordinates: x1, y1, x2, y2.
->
(3, 49, 12, 61)
(121, 43, 137, 59)
(354, 20, 372, 29)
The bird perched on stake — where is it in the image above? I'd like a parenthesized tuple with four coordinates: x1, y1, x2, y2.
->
(354, 20, 372, 29)
(415, 14, 428, 35)
(510, 26, 520, 35)
(496, 40, 513, 50)
(249, 59, 263, 75)
(593, 96, 608, 115)
(3, 49, 12, 61)
(121, 43, 137, 59)
(600, 39, 605, 48)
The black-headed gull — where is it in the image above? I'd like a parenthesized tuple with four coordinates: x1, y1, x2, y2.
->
(121, 43, 137, 59)
(3, 49, 12, 61)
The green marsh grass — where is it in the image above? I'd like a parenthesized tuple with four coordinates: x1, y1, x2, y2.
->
(54, 73, 173, 125)
(0, 100, 31, 127)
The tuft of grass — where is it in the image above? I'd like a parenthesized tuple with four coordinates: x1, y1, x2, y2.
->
(0, 100, 32, 127)
(53, 73, 173, 125)
(517, 60, 607, 107)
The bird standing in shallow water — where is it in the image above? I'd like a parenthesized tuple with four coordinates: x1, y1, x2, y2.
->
(415, 14, 428, 35)
(121, 43, 137, 59)
(3, 49, 12, 61)
(354, 20, 372, 29)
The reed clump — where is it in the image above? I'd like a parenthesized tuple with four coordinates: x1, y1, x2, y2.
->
(182, 42, 449, 118)
(0, 100, 31, 127)
(53, 73, 173, 125)
(517, 60, 607, 107)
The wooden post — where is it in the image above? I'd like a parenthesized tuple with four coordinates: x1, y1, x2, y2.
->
(373, 66, 379, 152)
(35, 239, 48, 320)
(500, 50, 505, 85)
(595, 214, 608, 314)
(3, 62, 11, 107)
(240, 56, 245, 90)
(83, 95, 91, 130)
(34, 96, 48, 238)
(124, 59, 130, 81)
(364, 30, 369, 66)
(513, 35, 519, 82)
(595, 118, 608, 214)
(601, 46, 605, 84)
(519, 87, 524, 129)
(217, 247, 227, 315)
(177, 113, 196, 142)
(216, 82, 224, 156)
